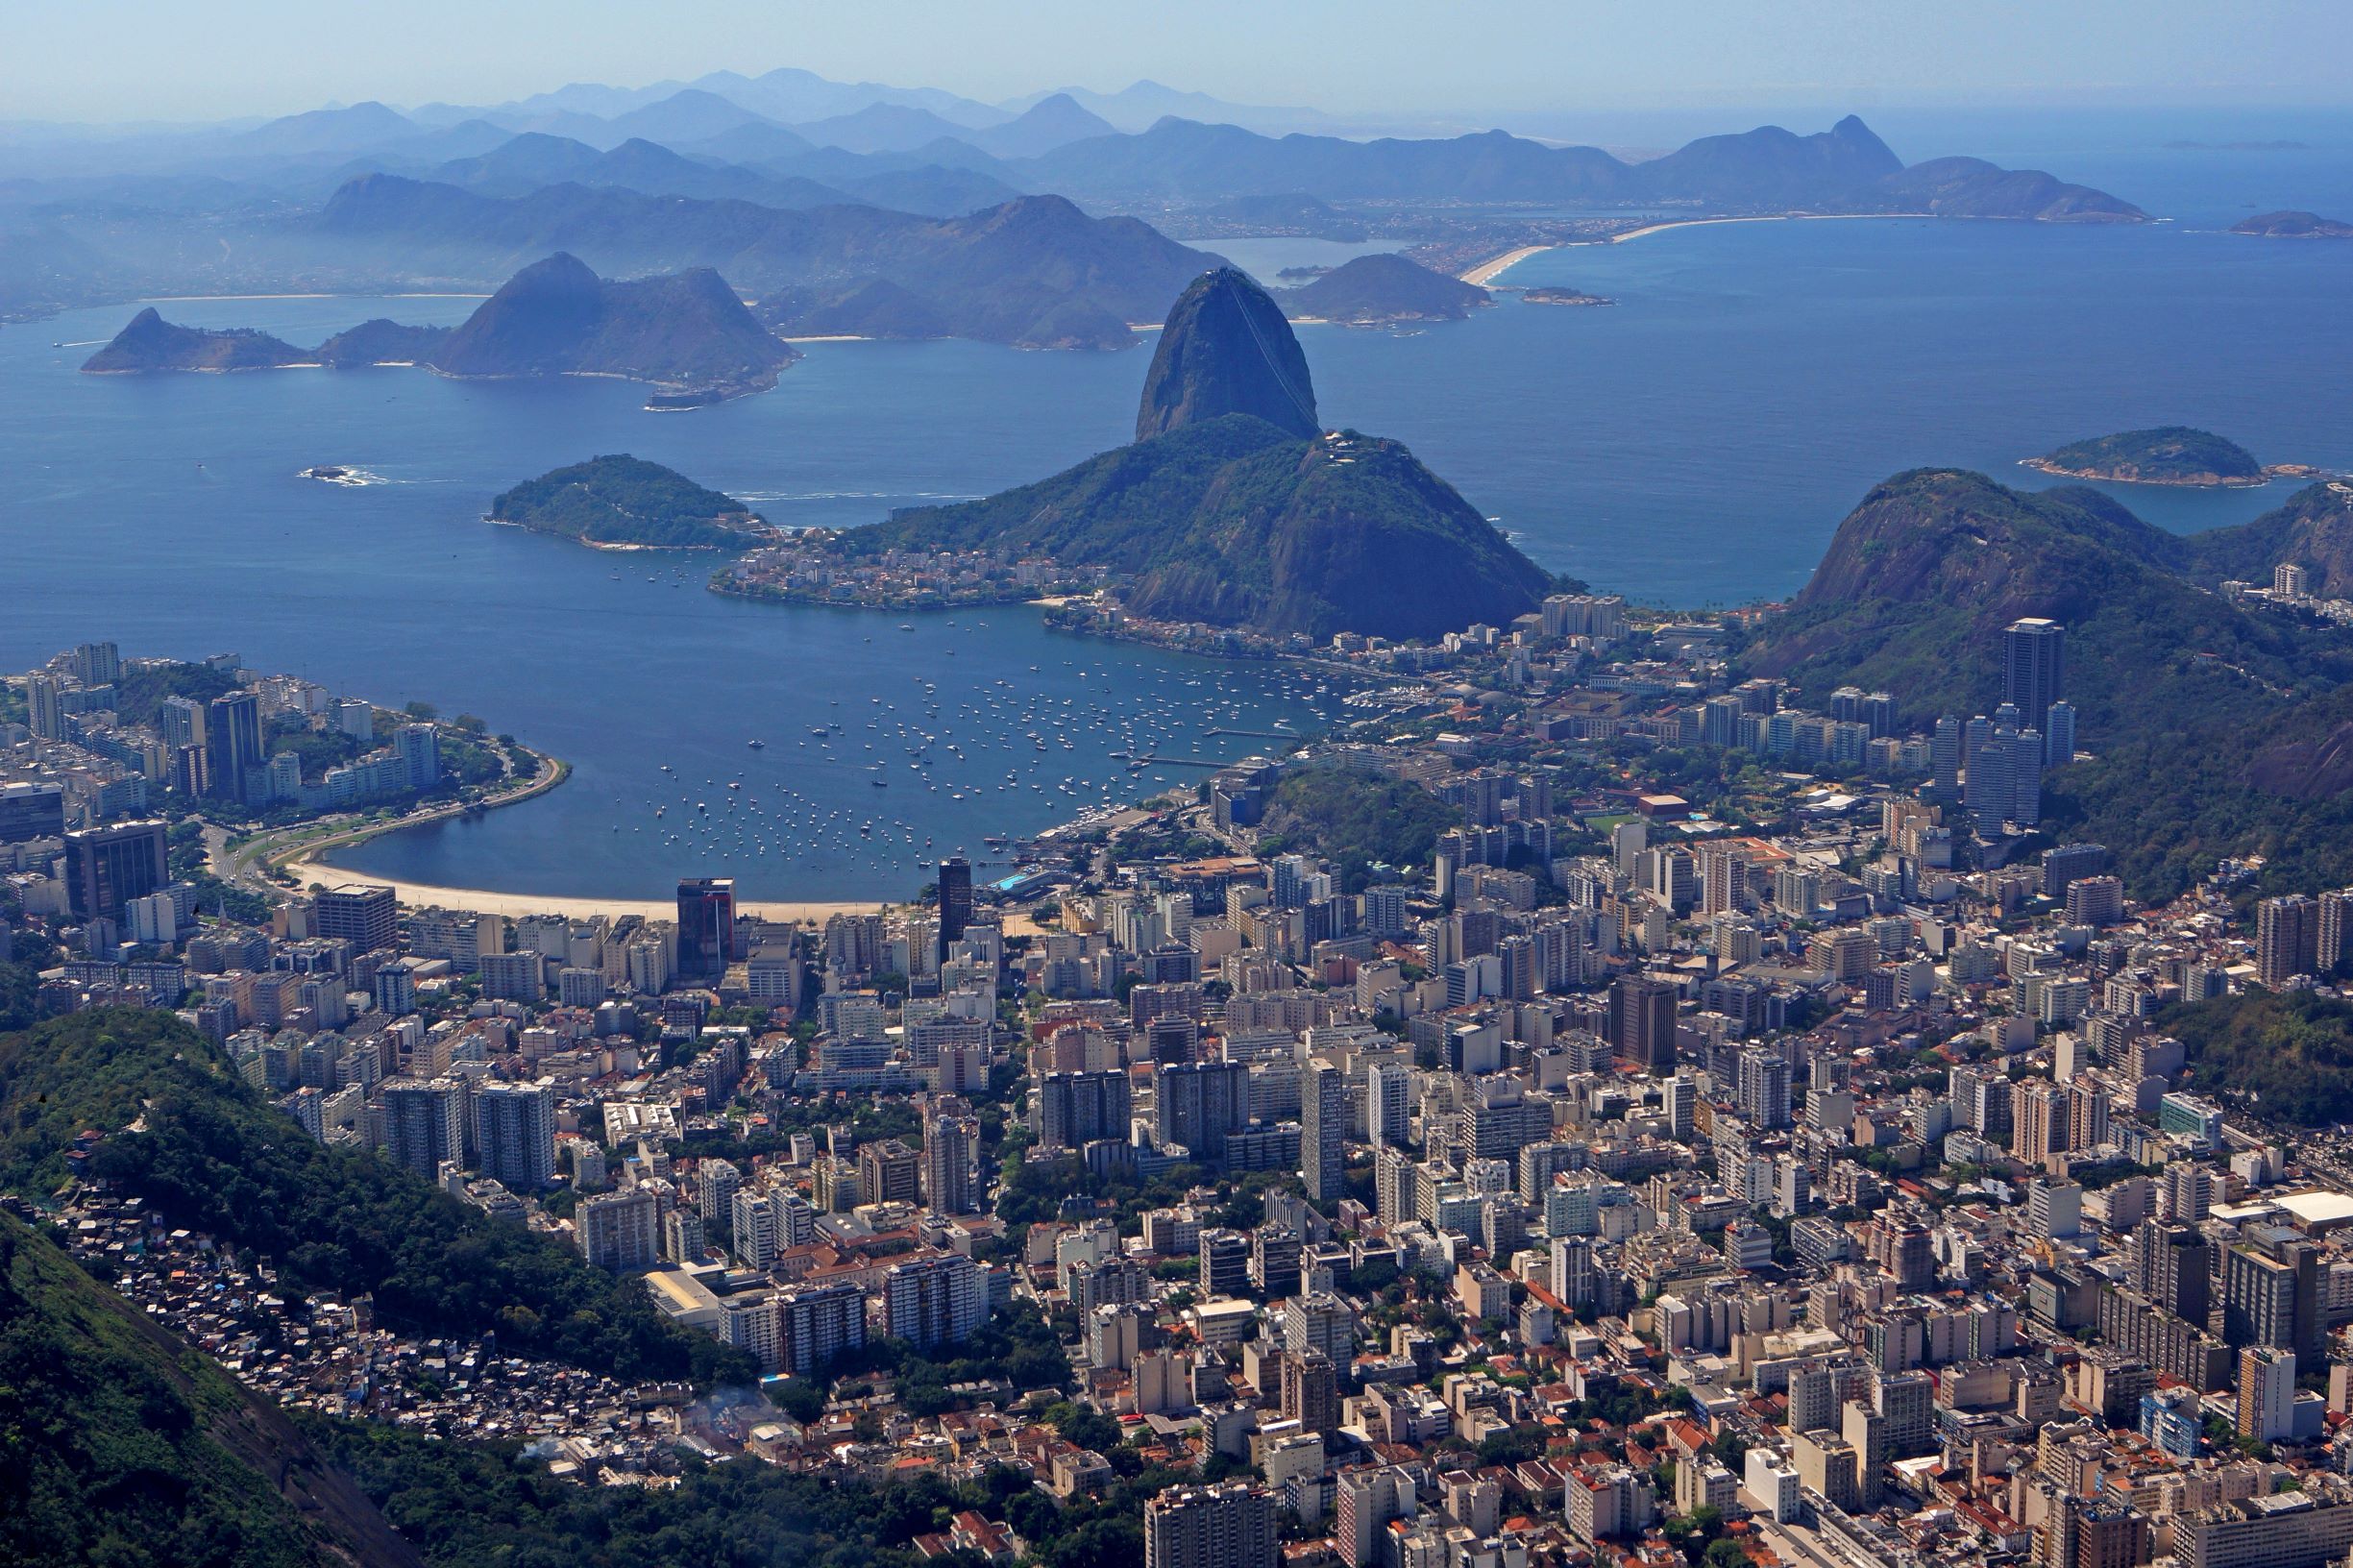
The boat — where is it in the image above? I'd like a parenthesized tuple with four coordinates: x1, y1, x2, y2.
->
(747, 739, 765, 749)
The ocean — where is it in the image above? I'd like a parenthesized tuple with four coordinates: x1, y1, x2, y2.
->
(3, 129, 2347, 900)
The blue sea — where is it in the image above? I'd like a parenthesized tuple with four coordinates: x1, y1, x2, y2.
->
(3, 120, 2348, 900)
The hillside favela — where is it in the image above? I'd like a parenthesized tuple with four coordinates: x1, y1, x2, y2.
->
(11, 6, 2353, 1568)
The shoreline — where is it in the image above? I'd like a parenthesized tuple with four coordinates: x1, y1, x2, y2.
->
(1605, 211, 1941, 244)
(275, 856, 886, 924)
(1459, 245, 1554, 284)
(2016, 456, 2274, 488)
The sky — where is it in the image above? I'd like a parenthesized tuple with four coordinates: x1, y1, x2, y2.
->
(5, 0, 2348, 125)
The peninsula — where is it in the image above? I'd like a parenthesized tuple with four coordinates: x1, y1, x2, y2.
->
(1275, 253, 1490, 325)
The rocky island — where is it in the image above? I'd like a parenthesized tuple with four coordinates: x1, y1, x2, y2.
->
(2023, 427, 2269, 487)
(1519, 284, 1613, 306)
(488, 453, 776, 549)
(1275, 253, 1490, 325)
(82, 253, 797, 405)
(2231, 209, 2353, 238)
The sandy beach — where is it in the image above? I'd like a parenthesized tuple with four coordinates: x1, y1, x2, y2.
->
(1607, 212, 1937, 244)
(276, 852, 886, 923)
(1459, 245, 1554, 284)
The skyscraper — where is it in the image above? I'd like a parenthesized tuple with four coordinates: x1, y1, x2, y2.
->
(314, 883, 397, 953)
(1301, 1060, 1345, 1202)
(205, 690, 263, 803)
(379, 1077, 465, 1179)
(1038, 1069, 1132, 1149)
(1156, 1060, 1251, 1162)
(1610, 976, 1679, 1074)
(2044, 700, 2077, 765)
(883, 1252, 988, 1350)
(923, 1115, 980, 1214)
(2258, 895, 2320, 987)
(475, 1081, 558, 1190)
(62, 819, 169, 923)
(2003, 619, 2066, 723)
(675, 876, 736, 977)
(937, 856, 972, 965)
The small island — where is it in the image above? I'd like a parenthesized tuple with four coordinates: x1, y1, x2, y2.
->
(1520, 285, 1614, 306)
(2023, 427, 2268, 487)
(2231, 209, 2353, 239)
(1276, 253, 1490, 326)
(487, 454, 778, 550)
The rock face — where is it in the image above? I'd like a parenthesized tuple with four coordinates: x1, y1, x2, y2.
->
(430, 252, 798, 390)
(1135, 267, 1320, 442)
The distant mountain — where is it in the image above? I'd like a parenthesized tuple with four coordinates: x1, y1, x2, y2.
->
(319, 177, 1220, 351)
(1204, 191, 1367, 241)
(682, 66, 1008, 130)
(764, 276, 951, 340)
(793, 102, 980, 155)
(832, 164, 1027, 217)
(1867, 158, 2145, 222)
(430, 134, 857, 208)
(848, 268, 1550, 640)
(1006, 80, 1338, 135)
(673, 120, 820, 165)
(490, 453, 772, 548)
(1014, 113, 2143, 221)
(601, 87, 787, 146)
(1625, 113, 1900, 205)
(82, 307, 307, 371)
(234, 99, 420, 156)
(430, 251, 797, 392)
(0, 1212, 426, 1568)
(1277, 253, 1489, 324)
(2026, 427, 2266, 486)
(2233, 209, 2353, 238)
(1137, 268, 1320, 440)
(961, 93, 1119, 159)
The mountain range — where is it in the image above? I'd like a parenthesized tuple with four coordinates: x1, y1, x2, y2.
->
(846, 268, 1554, 641)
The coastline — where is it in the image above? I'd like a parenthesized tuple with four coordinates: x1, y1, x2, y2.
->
(2016, 456, 2272, 488)
(1606, 211, 1939, 244)
(1459, 246, 1554, 284)
(275, 857, 885, 924)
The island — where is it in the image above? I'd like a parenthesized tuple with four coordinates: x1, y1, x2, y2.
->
(81, 253, 799, 406)
(2231, 209, 2353, 239)
(488, 454, 777, 550)
(1275, 253, 1490, 325)
(1520, 284, 1614, 306)
(2022, 426, 2268, 487)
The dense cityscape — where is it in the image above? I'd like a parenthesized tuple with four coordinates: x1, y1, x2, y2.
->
(12, 576, 2353, 1568)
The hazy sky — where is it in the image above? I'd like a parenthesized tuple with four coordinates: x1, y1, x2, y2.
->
(7, 0, 2347, 124)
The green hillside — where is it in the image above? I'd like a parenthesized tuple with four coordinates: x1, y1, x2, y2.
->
(0, 1009, 748, 1386)
(489, 453, 772, 549)
(2032, 426, 2264, 485)
(0, 1212, 422, 1568)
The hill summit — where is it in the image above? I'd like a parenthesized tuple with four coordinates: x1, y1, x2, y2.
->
(845, 268, 1550, 641)
(1135, 267, 1320, 441)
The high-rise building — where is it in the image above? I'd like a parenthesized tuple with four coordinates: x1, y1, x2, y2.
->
(937, 857, 973, 965)
(1366, 1063, 1411, 1149)
(205, 691, 264, 803)
(26, 674, 64, 740)
(923, 1115, 980, 1214)
(378, 1077, 465, 1179)
(883, 1252, 988, 1350)
(62, 819, 169, 922)
(776, 1280, 869, 1374)
(2004, 618, 2066, 723)
(314, 883, 397, 954)
(576, 1189, 657, 1271)
(1038, 1070, 1131, 1149)
(475, 1081, 557, 1190)
(858, 1138, 921, 1205)
(1281, 1348, 1338, 1433)
(393, 723, 440, 792)
(1301, 1060, 1345, 1202)
(2257, 895, 2321, 987)
(675, 877, 736, 977)
(733, 1189, 782, 1269)
(2239, 1347, 2298, 1442)
(1610, 976, 1679, 1074)
(1157, 1060, 1251, 1162)
(1144, 1483, 1278, 1568)
(2045, 700, 2077, 765)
